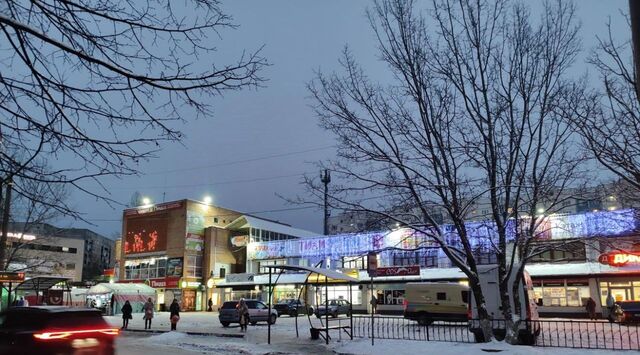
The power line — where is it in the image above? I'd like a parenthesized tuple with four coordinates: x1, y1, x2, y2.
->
(146, 145, 335, 175)
(111, 172, 309, 191)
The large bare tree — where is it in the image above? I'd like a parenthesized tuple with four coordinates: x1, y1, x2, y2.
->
(0, 0, 266, 266)
(308, 0, 586, 343)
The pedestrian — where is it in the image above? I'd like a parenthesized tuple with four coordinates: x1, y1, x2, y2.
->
(237, 298, 249, 332)
(17, 297, 24, 307)
(586, 297, 596, 320)
(606, 291, 615, 318)
(121, 300, 133, 330)
(23, 297, 29, 307)
(169, 299, 180, 331)
(143, 297, 154, 330)
(370, 294, 378, 314)
(208, 298, 213, 312)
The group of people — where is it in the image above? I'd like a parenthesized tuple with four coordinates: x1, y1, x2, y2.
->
(120, 298, 181, 331)
(11, 297, 29, 307)
(584, 292, 622, 321)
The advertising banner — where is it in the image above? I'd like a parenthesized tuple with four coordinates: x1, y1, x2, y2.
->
(185, 233, 204, 252)
(375, 265, 420, 277)
(166, 257, 184, 277)
(124, 214, 168, 255)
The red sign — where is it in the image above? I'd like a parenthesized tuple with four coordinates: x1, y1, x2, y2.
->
(0, 272, 25, 282)
(103, 268, 115, 277)
(367, 252, 378, 277)
(124, 213, 168, 255)
(120, 276, 179, 289)
(599, 252, 640, 267)
(124, 201, 183, 216)
(375, 265, 420, 277)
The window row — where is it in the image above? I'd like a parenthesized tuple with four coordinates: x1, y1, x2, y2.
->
(124, 257, 167, 280)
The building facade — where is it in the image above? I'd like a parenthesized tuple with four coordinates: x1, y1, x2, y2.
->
(228, 208, 640, 318)
(117, 199, 316, 311)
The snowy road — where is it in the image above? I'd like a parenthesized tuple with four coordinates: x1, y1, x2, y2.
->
(109, 312, 635, 354)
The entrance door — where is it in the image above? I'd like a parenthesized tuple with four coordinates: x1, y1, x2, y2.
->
(183, 290, 196, 311)
(609, 288, 631, 303)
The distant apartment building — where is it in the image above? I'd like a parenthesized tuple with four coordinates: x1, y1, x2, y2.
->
(7, 223, 115, 282)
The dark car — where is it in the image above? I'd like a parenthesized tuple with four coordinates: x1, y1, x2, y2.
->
(315, 299, 351, 318)
(273, 299, 314, 317)
(218, 300, 278, 327)
(0, 306, 118, 355)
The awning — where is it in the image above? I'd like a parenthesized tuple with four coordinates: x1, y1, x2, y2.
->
(14, 277, 70, 291)
(264, 265, 358, 284)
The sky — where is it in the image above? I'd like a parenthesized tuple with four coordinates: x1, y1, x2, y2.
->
(57, 0, 632, 239)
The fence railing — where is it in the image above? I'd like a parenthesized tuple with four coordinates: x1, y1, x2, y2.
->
(350, 315, 640, 351)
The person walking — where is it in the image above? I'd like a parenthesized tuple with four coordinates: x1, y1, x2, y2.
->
(237, 298, 249, 332)
(207, 298, 213, 312)
(121, 300, 133, 330)
(606, 291, 615, 319)
(169, 299, 180, 331)
(586, 297, 597, 320)
(143, 298, 154, 330)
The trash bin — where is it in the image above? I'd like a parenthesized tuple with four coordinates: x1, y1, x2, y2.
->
(310, 328, 320, 340)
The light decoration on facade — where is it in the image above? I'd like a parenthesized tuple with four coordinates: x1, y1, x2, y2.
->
(246, 209, 639, 261)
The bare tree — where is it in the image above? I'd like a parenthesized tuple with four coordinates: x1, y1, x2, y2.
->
(0, 0, 266, 267)
(570, 17, 640, 195)
(308, 0, 586, 343)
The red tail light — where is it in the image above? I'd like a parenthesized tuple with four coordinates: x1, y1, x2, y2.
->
(402, 299, 408, 311)
(34, 328, 119, 340)
(467, 302, 472, 320)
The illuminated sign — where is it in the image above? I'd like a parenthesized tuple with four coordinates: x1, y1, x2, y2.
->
(124, 201, 183, 216)
(599, 252, 640, 267)
(231, 235, 248, 247)
(0, 272, 25, 282)
(124, 214, 168, 255)
(375, 265, 420, 277)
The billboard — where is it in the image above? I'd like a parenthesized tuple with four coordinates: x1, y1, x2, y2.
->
(124, 214, 168, 255)
(166, 257, 184, 277)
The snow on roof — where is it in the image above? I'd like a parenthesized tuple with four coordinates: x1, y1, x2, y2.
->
(226, 215, 317, 238)
(87, 283, 156, 295)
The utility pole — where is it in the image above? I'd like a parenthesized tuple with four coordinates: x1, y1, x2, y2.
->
(320, 169, 331, 235)
(0, 179, 12, 271)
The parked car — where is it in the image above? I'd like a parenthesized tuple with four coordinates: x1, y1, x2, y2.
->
(610, 301, 640, 324)
(218, 300, 278, 327)
(315, 299, 351, 318)
(468, 265, 541, 345)
(273, 299, 314, 317)
(0, 306, 118, 355)
(403, 282, 469, 325)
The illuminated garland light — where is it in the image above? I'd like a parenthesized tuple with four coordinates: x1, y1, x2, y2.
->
(247, 209, 639, 260)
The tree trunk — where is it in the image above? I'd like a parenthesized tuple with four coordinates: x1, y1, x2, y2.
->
(469, 276, 494, 342)
(0, 180, 12, 271)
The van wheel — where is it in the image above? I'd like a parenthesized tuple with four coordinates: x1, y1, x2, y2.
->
(251, 321, 258, 325)
(221, 322, 230, 327)
(518, 331, 536, 346)
(418, 318, 433, 326)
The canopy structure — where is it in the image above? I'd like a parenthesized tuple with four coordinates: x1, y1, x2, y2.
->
(12, 277, 72, 306)
(265, 265, 357, 345)
(86, 283, 156, 315)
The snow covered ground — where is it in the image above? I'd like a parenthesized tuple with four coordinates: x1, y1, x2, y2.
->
(109, 312, 636, 354)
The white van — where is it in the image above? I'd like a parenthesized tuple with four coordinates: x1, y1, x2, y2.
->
(468, 264, 540, 344)
(403, 282, 470, 325)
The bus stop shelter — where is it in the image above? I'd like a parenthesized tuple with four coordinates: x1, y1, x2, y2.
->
(265, 265, 358, 345)
(13, 276, 72, 305)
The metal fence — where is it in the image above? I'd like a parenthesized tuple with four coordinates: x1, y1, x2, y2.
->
(350, 315, 640, 351)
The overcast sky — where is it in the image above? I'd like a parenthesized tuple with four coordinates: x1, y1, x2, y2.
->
(58, 0, 631, 239)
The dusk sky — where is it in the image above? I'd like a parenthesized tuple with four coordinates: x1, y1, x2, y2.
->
(60, 0, 631, 239)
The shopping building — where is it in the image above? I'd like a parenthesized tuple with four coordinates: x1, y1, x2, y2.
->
(116, 199, 316, 311)
(220, 208, 640, 318)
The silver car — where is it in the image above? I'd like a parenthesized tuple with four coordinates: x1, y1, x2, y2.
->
(218, 300, 278, 327)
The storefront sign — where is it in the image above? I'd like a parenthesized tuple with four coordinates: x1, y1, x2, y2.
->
(185, 233, 204, 252)
(375, 265, 420, 277)
(231, 235, 248, 247)
(124, 201, 182, 216)
(367, 252, 378, 277)
(225, 273, 254, 283)
(0, 271, 25, 282)
(599, 252, 640, 267)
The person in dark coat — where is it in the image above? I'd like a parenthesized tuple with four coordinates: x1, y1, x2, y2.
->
(121, 300, 133, 329)
(207, 298, 213, 312)
(169, 299, 180, 331)
(586, 297, 597, 320)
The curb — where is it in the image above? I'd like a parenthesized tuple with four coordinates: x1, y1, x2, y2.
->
(123, 329, 244, 338)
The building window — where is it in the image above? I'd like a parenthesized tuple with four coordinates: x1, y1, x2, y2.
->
(258, 259, 286, 274)
(342, 256, 365, 270)
(530, 241, 586, 263)
(124, 257, 168, 280)
(532, 279, 590, 307)
(376, 289, 405, 305)
(186, 255, 203, 278)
